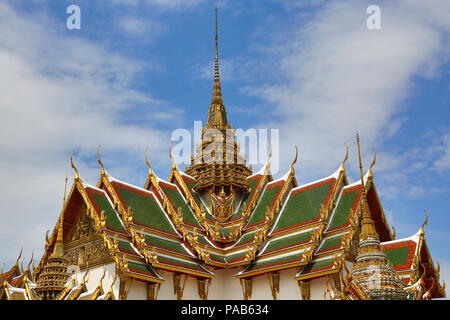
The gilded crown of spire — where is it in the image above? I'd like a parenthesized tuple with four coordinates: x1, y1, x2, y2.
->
(206, 7, 229, 130)
(356, 133, 378, 241)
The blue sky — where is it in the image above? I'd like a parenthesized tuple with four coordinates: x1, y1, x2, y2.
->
(0, 0, 449, 290)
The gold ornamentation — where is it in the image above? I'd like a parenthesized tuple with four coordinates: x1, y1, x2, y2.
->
(197, 278, 211, 300)
(173, 273, 188, 300)
(147, 282, 161, 300)
(240, 278, 252, 300)
(298, 280, 310, 300)
(267, 272, 279, 300)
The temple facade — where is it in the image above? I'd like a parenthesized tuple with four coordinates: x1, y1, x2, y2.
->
(0, 9, 445, 300)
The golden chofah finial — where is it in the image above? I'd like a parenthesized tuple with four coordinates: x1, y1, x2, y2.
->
(145, 147, 154, 176)
(368, 148, 376, 179)
(20, 258, 25, 274)
(392, 226, 396, 240)
(97, 145, 106, 177)
(25, 252, 34, 274)
(356, 132, 365, 192)
(14, 247, 23, 268)
(31, 260, 36, 281)
(421, 210, 429, 235)
(291, 146, 299, 172)
(341, 143, 349, 172)
(70, 150, 80, 181)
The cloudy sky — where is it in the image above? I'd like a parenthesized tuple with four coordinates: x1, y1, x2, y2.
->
(1, 0, 449, 291)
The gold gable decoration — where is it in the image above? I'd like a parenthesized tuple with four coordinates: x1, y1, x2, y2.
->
(64, 204, 112, 269)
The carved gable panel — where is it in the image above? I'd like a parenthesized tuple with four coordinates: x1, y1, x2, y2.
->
(63, 204, 112, 269)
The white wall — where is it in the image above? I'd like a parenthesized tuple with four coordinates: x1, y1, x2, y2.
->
(208, 268, 244, 300)
(126, 279, 147, 300)
(68, 263, 342, 300)
(309, 276, 327, 300)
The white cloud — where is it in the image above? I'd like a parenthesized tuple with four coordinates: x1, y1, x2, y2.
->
(0, 3, 180, 266)
(248, 0, 450, 180)
(146, 0, 207, 9)
(433, 131, 450, 170)
(108, 0, 209, 10)
(118, 16, 167, 39)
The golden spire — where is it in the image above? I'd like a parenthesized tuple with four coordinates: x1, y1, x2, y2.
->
(212, 6, 223, 106)
(356, 133, 378, 240)
(52, 214, 64, 257)
(206, 7, 229, 130)
(63, 176, 68, 207)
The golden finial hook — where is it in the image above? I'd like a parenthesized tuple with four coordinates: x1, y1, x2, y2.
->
(368, 148, 376, 179)
(145, 146, 155, 178)
(392, 226, 396, 240)
(145, 147, 151, 168)
(421, 210, 429, 234)
(341, 143, 349, 170)
(70, 150, 80, 181)
(20, 258, 25, 274)
(26, 252, 34, 273)
(1, 263, 4, 275)
(97, 145, 106, 177)
(14, 247, 23, 268)
(291, 146, 298, 171)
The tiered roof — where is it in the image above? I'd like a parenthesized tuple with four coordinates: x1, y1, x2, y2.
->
(0, 145, 445, 300)
(0, 8, 445, 300)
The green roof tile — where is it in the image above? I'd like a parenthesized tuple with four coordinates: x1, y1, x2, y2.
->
(263, 231, 312, 254)
(299, 257, 335, 275)
(127, 261, 159, 278)
(233, 230, 257, 247)
(230, 177, 260, 220)
(272, 182, 333, 233)
(244, 251, 303, 273)
(118, 240, 135, 254)
(157, 255, 209, 273)
(161, 184, 201, 228)
(384, 246, 410, 266)
(89, 191, 126, 233)
(115, 185, 177, 235)
(317, 235, 343, 253)
(246, 183, 282, 228)
(145, 234, 190, 256)
(327, 189, 359, 231)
